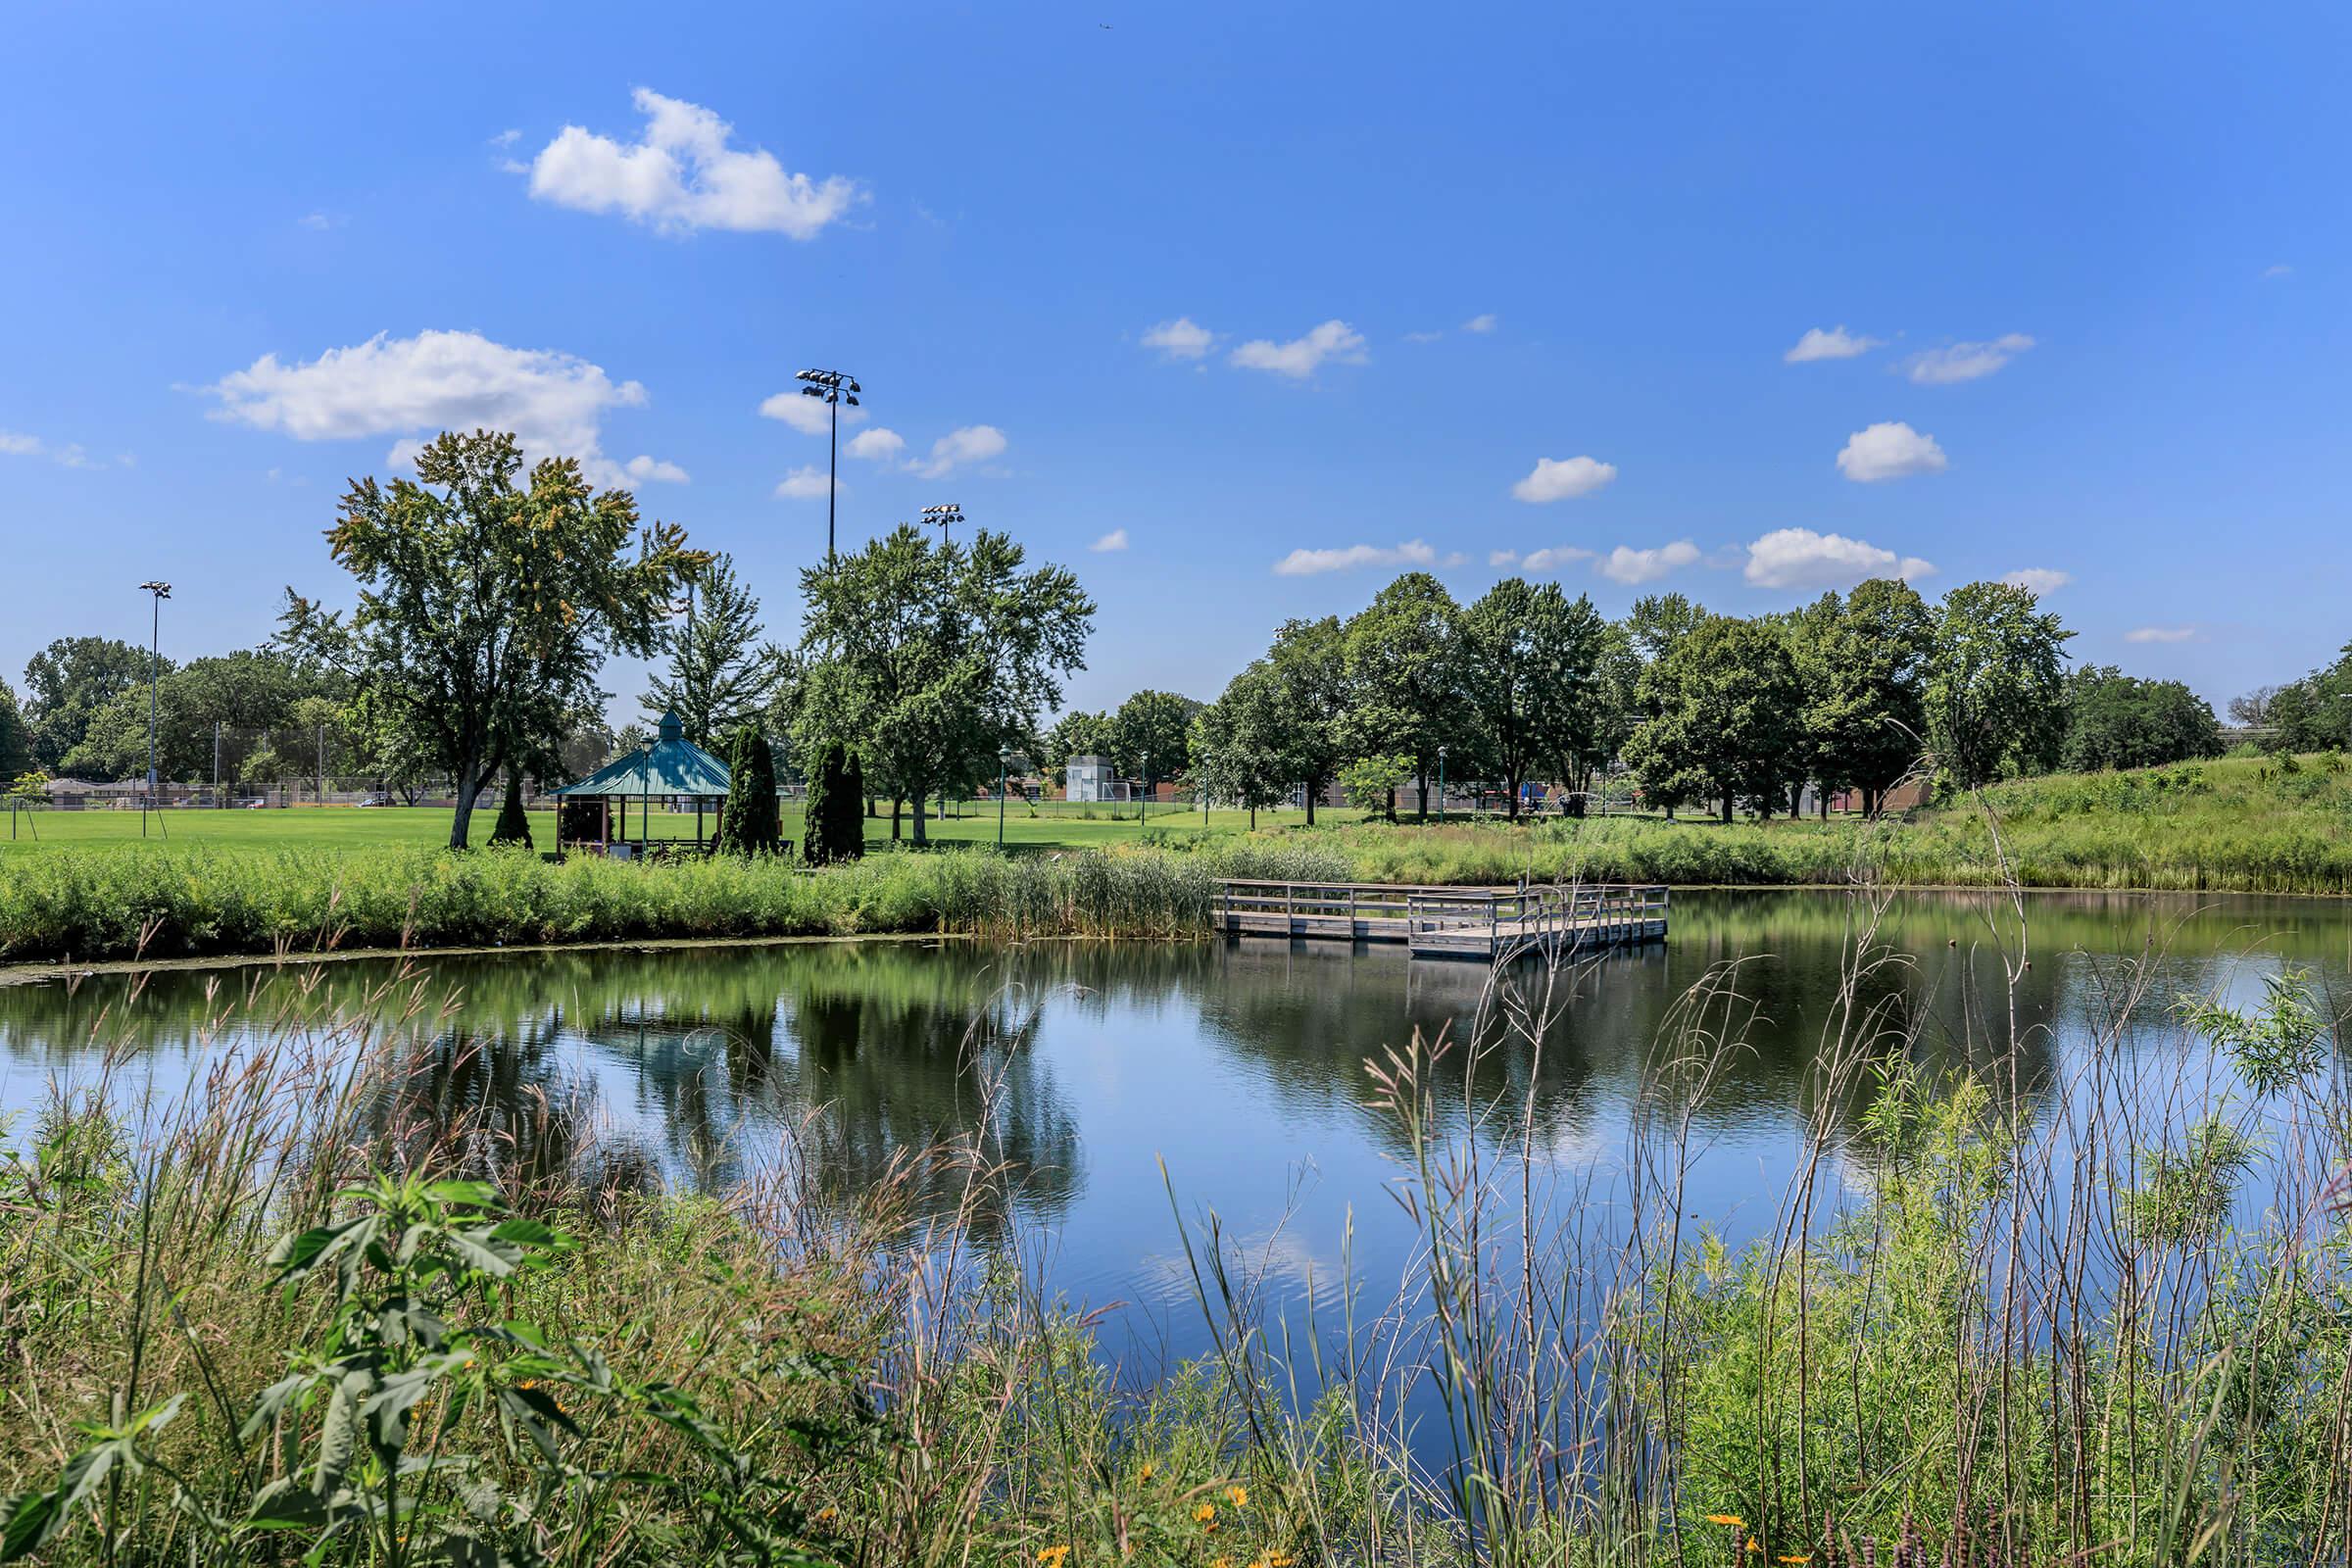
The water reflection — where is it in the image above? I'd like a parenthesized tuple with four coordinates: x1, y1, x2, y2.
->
(2, 891, 2344, 1312)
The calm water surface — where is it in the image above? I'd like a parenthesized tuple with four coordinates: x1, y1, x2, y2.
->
(5, 890, 2347, 1362)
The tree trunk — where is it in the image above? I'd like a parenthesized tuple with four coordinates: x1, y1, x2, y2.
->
(1720, 790, 1734, 825)
(449, 763, 483, 850)
(1415, 772, 1430, 818)
(1250, 806, 1257, 830)
(1789, 782, 1804, 817)
(1304, 786, 1316, 827)
(891, 797, 902, 841)
(1505, 774, 1522, 819)
(911, 790, 928, 845)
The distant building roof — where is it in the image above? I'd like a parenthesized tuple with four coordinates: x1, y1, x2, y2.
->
(555, 711, 732, 799)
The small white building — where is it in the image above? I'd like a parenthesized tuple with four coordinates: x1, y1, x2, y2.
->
(1064, 754, 1114, 803)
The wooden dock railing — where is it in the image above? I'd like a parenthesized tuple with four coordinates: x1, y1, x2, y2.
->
(1212, 879, 1669, 958)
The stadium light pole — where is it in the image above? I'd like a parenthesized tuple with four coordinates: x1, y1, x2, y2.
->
(920, 502, 962, 547)
(138, 581, 171, 836)
(1437, 745, 1447, 825)
(997, 745, 1010, 848)
(794, 368, 860, 567)
(1140, 752, 1151, 826)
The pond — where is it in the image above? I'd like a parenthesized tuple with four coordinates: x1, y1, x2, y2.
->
(4, 889, 2346, 1368)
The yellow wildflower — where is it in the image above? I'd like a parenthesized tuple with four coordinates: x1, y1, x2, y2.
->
(1193, 1503, 1217, 1524)
(1225, 1486, 1249, 1509)
(1780, 1557, 1813, 1565)
(1746, 1539, 1762, 1555)
(1706, 1514, 1745, 1528)
(1036, 1547, 1070, 1567)
(811, 1506, 837, 1524)
(1138, 1462, 1155, 1482)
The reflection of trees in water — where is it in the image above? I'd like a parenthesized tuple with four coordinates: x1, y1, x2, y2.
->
(785, 945, 1080, 1239)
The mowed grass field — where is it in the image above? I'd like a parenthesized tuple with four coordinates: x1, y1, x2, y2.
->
(0, 798, 1366, 857)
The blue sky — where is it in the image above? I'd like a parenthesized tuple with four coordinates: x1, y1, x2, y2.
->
(4, 1, 2347, 719)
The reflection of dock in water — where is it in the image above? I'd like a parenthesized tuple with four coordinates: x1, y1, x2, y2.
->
(1214, 880, 1669, 959)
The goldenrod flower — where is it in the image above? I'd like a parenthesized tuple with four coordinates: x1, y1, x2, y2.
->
(1225, 1485, 1249, 1509)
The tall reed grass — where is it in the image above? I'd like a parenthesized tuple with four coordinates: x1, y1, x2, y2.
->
(0, 839, 1352, 964)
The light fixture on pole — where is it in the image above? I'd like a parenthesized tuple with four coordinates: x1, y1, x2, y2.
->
(1140, 752, 1151, 825)
(997, 745, 1011, 848)
(138, 581, 171, 836)
(919, 502, 962, 546)
(1437, 745, 1447, 825)
(794, 368, 860, 567)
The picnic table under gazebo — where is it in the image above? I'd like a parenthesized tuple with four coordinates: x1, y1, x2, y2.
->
(555, 710, 738, 858)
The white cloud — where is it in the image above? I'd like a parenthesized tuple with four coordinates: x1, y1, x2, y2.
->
(2263, 263, 2293, 280)
(1596, 541, 1700, 585)
(1520, 546, 1595, 573)
(1230, 319, 1368, 378)
(774, 466, 837, 500)
(2125, 624, 2199, 644)
(1463, 313, 1498, 334)
(845, 427, 905, 461)
(1090, 528, 1130, 553)
(525, 88, 863, 239)
(1402, 329, 1446, 344)
(1784, 325, 1883, 363)
(2, 429, 124, 469)
(758, 390, 867, 435)
(1511, 455, 1617, 504)
(490, 128, 522, 148)
(907, 424, 1007, 479)
(205, 328, 678, 490)
(297, 211, 344, 231)
(1837, 421, 1947, 482)
(1903, 333, 2035, 385)
(1272, 539, 1437, 577)
(623, 454, 689, 484)
(1141, 317, 1214, 360)
(2000, 567, 2073, 595)
(1743, 527, 1935, 590)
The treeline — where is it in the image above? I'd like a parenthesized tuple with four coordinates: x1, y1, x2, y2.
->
(1175, 572, 2224, 824)
(2231, 640, 2352, 753)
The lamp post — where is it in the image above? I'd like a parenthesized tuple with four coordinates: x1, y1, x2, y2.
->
(1140, 752, 1151, 825)
(997, 745, 1010, 848)
(1437, 745, 1447, 825)
(138, 581, 171, 836)
(920, 503, 962, 547)
(794, 368, 860, 567)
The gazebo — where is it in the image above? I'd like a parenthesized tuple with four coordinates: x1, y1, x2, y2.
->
(555, 711, 731, 858)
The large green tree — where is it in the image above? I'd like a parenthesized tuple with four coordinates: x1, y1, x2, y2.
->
(1625, 615, 1804, 822)
(1109, 689, 1201, 785)
(22, 636, 153, 773)
(0, 678, 32, 780)
(1262, 615, 1349, 825)
(641, 552, 789, 749)
(2062, 666, 2224, 770)
(712, 720, 784, 854)
(1458, 577, 1607, 817)
(56, 648, 344, 784)
(1927, 581, 2074, 788)
(1042, 709, 1116, 789)
(796, 524, 1093, 845)
(1788, 579, 1934, 815)
(1342, 572, 1462, 817)
(277, 429, 700, 849)
(1190, 665, 1296, 827)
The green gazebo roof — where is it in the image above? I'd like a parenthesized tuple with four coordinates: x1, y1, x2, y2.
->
(555, 712, 731, 799)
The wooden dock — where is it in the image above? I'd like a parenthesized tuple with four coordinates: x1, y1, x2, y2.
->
(1212, 879, 1669, 960)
